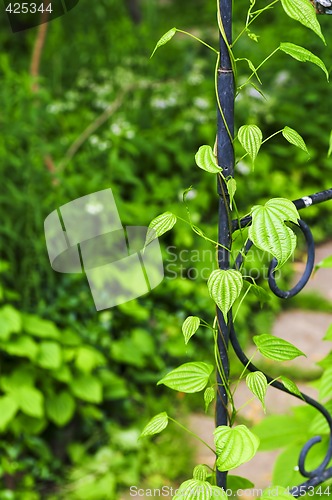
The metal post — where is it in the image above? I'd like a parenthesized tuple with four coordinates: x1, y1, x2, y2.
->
(216, 0, 234, 490)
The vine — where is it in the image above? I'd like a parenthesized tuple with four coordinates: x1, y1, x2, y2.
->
(141, 0, 332, 498)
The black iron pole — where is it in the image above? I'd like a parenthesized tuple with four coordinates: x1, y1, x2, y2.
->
(216, 0, 234, 490)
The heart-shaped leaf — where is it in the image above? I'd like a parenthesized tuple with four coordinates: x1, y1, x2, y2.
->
(246, 371, 267, 411)
(151, 28, 177, 58)
(280, 0, 325, 44)
(282, 126, 308, 154)
(227, 178, 237, 209)
(208, 269, 243, 322)
(253, 334, 305, 361)
(249, 198, 299, 270)
(280, 43, 328, 81)
(182, 316, 200, 344)
(146, 211, 177, 245)
(238, 125, 263, 164)
(158, 362, 214, 393)
(214, 425, 260, 471)
(140, 412, 169, 437)
(173, 479, 213, 500)
(195, 145, 222, 174)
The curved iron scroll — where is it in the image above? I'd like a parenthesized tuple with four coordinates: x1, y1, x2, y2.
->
(230, 188, 332, 496)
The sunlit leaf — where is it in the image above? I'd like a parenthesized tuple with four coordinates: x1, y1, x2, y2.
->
(151, 28, 177, 58)
(193, 465, 209, 482)
(182, 316, 200, 344)
(253, 334, 305, 361)
(282, 126, 309, 154)
(195, 145, 222, 173)
(238, 124, 263, 164)
(214, 425, 260, 471)
(140, 412, 169, 437)
(146, 211, 177, 245)
(204, 386, 215, 413)
(246, 371, 267, 411)
(173, 479, 212, 500)
(280, 376, 303, 399)
(249, 198, 299, 270)
(280, 0, 325, 44)
(280, 43, 328, 81)
(157, 362, 213, 393)
(227, 178, 237, 209)
(207, 269, 243, 322)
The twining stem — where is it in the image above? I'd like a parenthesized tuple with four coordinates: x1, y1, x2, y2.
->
(168, 417, 216, 455)
(238, 47, 280, 91)
(176, 215, 231, 252)
(214, 53, 233, 143)
(233, 284, 252, 322)
(231, 351, 258, 398)
(176, 29, 219, 54)
(232, 0, 280, 46)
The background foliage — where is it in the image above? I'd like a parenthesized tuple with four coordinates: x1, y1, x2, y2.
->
(0, 0, 332, 498)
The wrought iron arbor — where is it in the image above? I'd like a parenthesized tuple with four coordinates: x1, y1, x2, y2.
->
(216, 0, 332, 494)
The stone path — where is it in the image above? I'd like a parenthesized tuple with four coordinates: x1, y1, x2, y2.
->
(189, 241, 332, 491)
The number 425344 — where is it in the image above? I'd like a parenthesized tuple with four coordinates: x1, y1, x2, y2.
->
(6, 3, 53, 13)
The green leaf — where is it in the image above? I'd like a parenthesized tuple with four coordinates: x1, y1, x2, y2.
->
(14, 386, 44, 418)
(37, 341, 62, 370)
(195, 145, 222, 174)
(227, 476, 254, 492)
(23, 314, 60, 339)
(280, 376, 303, 399)
(249, 198, 299, 270)
(2, 336, 38, 360)
(315, 255, 332, 271)
(227, 178, 237, 209)
(253, 413, 307, 450)
(173, 479, 212, 500)
(280, 43, 328, 81)
(0, 395, 19, 431)
(75, 346, 106, 373)
(328, 130, 332, 158)
(157, 362, 213, 393)
(182, 316, 200, 344)
(238, 124, 263, 164)
(204, 386, 215, 413)
(146, 211, 177, 245)
(323, 324, 332, 341)
(211, 486, 228, 500)
(140, 412, 169, 438)
(214, 425, 259, 471)
(253, 334, 305, 361)
(193, 465, 209, 482)
(261, 486, 294, 500)
(71, 374, 103, 403)
(246, 371, 267, 411)
(309, 400, 332, 435)
(280, 0, 325, 44)
(0, 305, 21, 340)
(207, 269, 243, 322)
(319, 367, 332, 401)
(282, 126, 309, 154)
(46, 391, 75, 427)
(151, 28, 177, 58)
(251, 284, 271, 306)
